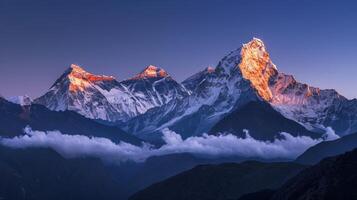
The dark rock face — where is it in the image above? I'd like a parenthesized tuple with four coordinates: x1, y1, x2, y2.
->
(210, 101, 320, 141)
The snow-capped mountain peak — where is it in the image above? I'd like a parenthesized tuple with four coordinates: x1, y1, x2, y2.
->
(126, 38, 357, 139)
(69, 64, 114, 80)
(65, 64, 116, 92)
(131, 65, 169, 80)
(225, 39, 355, 135)
(36, 64, 121, 121)
(70, 63, 86, 73)
(36, 64, 189, 122)
(33, 38, 357, 138)
(238, 38, 278, 101)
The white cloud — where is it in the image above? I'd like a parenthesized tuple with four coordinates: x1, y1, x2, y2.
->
(0, 126, 152, 163)
(322, 126, 340, 141)
(0, 126, 339, 163)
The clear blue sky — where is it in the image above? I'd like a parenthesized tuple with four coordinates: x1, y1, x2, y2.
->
(0, 0, 356, 98)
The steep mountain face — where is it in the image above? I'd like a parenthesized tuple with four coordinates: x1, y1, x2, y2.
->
(228, 38, 356, 135)
(35, 64, 188, 122)
(237, 38, 277, 101)
(126, 38, 357, 139)
(129, 161, 306, 200)
(0, 97, 141, 144)
(320, 98, 357, 136)
(269, 74, 353, 134)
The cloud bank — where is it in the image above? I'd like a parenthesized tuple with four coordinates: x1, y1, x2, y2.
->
(0, 126, 339, 163)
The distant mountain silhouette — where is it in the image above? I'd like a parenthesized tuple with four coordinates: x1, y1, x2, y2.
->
(296, 132, 357, 164)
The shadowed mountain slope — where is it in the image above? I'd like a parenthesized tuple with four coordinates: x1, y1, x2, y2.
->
(0, 97, 141, 145)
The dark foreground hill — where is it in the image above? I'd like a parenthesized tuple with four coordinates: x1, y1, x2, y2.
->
(0, 145, 251, 200)
(129, 161, 306, 200)
(240, 148, 357, 200)
(0, 146, 124, 200)
(270, 148, 357, 200)
(296, 132, 357, 164)
(131, 149, 357, 200)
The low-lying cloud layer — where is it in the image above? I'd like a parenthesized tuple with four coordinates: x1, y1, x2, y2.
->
(0, 126, 339, 163)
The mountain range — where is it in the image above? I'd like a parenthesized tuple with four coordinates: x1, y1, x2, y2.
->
(11, 37, 354, 142)
(34, 64, 189, 123)
(125, 38, 356, 139)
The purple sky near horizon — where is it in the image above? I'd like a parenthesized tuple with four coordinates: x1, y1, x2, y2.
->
(0, 0, 357, 99)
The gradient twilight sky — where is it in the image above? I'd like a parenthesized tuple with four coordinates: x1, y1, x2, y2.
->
(0, 0, 356, 99)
